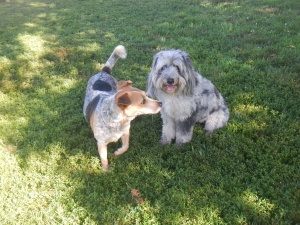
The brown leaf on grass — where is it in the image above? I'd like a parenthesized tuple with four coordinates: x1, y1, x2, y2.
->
(131, 189, 144, 204)
(131, 189, 139, 197)
(56, 49, 68, 57)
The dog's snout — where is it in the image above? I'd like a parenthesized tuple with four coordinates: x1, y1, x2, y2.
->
(158, 102, 162, 107)
(167, 78, 174, 84)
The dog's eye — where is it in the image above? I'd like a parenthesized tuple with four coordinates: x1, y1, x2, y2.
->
(175, 65, 180, 72)
(141, 98, 146, 105)
(161, 65, 167, 71)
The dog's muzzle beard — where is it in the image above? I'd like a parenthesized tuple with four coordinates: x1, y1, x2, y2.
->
(157, 76, 186, 95)
(161, 77, 178, 94)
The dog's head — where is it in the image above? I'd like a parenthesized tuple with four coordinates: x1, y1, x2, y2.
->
(147, 49, 197, 97)
(116, 80, 162, 117)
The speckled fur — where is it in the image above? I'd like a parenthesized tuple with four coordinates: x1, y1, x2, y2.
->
(147, 49, 229, 146)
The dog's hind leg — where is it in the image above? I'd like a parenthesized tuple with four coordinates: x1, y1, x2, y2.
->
(98, 144, 109, 171)
(204, 108, 229, 133)
(114, 132, 130, 156)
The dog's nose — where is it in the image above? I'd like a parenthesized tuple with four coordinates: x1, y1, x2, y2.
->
(167, 78, 174, 84)
(158, 102, 162, 107)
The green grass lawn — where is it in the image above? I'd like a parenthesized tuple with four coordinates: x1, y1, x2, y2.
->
(0, 0, 299, 224)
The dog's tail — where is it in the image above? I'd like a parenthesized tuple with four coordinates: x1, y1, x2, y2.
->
(102, 45, 127, 74)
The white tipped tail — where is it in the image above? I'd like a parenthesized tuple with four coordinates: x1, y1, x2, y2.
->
(104, 45, 127, 71)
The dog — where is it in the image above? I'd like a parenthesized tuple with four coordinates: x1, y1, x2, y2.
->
(83, 45, 162, 171)
(146, 49, 229, 147)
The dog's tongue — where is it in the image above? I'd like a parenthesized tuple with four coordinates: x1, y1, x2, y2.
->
(167, 85, 175, 91)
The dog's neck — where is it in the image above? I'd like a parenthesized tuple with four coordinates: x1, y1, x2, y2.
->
(99, 98, 135, 129)
(99, 105, 118, 129)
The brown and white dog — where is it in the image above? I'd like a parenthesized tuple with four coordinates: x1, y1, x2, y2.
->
(83, 45, 162, 171)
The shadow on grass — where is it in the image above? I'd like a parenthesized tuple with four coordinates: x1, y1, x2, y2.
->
(1, 0, 299, 224)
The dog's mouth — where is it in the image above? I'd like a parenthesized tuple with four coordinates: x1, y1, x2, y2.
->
(163, 84, 177, 92)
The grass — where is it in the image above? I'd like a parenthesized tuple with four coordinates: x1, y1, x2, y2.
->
(0, 0, 299, 224)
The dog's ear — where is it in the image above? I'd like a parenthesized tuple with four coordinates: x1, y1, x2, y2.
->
(152, 55, 159, 71)
(146, 56, 158, 97)
(116, 92, 131, 109)
(146, 74, 155, 97)
(181, 52, 197, 96)
(118, 80, 133, 89)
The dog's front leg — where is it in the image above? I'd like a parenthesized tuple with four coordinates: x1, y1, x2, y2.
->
(98, 144, 109, 171)
(114, 132, 130, 156)
(160, 112, 175, 145)
(175, 120, 194, 147)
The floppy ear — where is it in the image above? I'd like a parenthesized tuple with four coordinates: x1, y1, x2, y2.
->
(152, 55, 159, 71)
(146, 56, 158, 97)
(181, 52, 196, 96)
(118, 80, 133, 89)
(116, 92, 131, 109)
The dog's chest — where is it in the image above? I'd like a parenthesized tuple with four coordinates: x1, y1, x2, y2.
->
(93, 115, 130, 144)
(162, 96, 196, 121)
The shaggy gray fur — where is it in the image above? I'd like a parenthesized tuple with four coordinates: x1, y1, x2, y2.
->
(147, 49, 229, 146)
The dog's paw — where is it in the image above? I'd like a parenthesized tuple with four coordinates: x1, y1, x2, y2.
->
(102, 164, 109, 172)
(114, 148, 127, 156)
(175, 141, 183, 148)
(101, 160, 109, 171)
(159, 139, 170, 146)
(205, 132, 213, 139)
(114, 150, 121, 156)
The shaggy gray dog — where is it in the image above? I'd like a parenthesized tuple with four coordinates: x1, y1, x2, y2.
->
(147, 49, 229, 146)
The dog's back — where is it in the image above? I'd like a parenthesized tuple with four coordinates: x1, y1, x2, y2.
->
(83, 45, 127, 124)
(83, 73, 117, 123)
